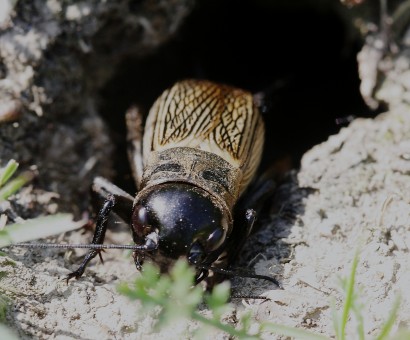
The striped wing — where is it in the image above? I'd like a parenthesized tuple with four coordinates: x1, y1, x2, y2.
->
(144, 80, 260, 163)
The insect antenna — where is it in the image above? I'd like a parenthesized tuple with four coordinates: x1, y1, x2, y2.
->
(9, 243, 157, 251)
(197, 264, 282, 289)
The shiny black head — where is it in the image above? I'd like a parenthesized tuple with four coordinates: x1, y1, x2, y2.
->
(131, 183, 230, 270)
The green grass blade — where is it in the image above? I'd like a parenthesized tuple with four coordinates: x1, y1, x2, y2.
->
(338, 252, 359, 340)
(0, 160, 19, 187)
(0, 213, 86, 247)
(352, 304, 365, 340)
(261, 322, 330, 340)
(0, 171, 35, 201)
(375, 297, 401, 340)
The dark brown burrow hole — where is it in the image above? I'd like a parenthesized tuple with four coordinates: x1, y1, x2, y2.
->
(99, 0, 375, 194)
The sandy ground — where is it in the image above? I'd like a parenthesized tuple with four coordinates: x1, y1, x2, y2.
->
(252, 106, 410, 338)
(1, 104, 409, 339)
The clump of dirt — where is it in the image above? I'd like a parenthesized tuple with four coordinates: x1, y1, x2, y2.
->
(0, 0, 194, 216)
(251, 106, 410, 338)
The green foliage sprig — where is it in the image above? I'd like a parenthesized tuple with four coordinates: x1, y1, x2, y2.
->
(0, 159, 34, 201)
(0, 159, 86, 246)
(119, 255, 409, 339)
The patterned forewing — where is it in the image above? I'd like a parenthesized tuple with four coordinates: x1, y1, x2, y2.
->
(158, 81, 222, 146)
(143, 80, 264, 192)
(213, 90, 254, 160)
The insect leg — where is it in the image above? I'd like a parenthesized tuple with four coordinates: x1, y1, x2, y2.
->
(225, 208, 257, 263)
(66, 195, 116, 282)
(91, 176, 134, 222)
(194, 269, 209, 285)
(239, 156, 292, 220)
(253, 78, 292, 115)
(201, 209, 256, 289)
(66, 178, 135, 282)
(126, 106, 144, 191)
(67, 177, 134, 282)
(244, 208, 257, 236)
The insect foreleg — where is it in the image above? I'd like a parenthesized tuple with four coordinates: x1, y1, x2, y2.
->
(244, 209, 257, 236)
(224, 208, 257, 264)
(66, 195, 115, 282)
(243, 179, 276, 216)
(91, 177, 134, 222)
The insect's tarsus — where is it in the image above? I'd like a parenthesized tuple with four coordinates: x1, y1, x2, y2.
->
(197, 264, 282, 289)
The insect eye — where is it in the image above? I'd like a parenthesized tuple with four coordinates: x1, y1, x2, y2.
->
(132, 205, 149, 237)
(188, 241, 205, 264)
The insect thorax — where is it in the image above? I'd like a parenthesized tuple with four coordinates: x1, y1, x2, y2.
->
(138, 147, 242, 212)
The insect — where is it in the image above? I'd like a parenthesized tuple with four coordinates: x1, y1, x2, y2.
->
(16, 80, 280, 288)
